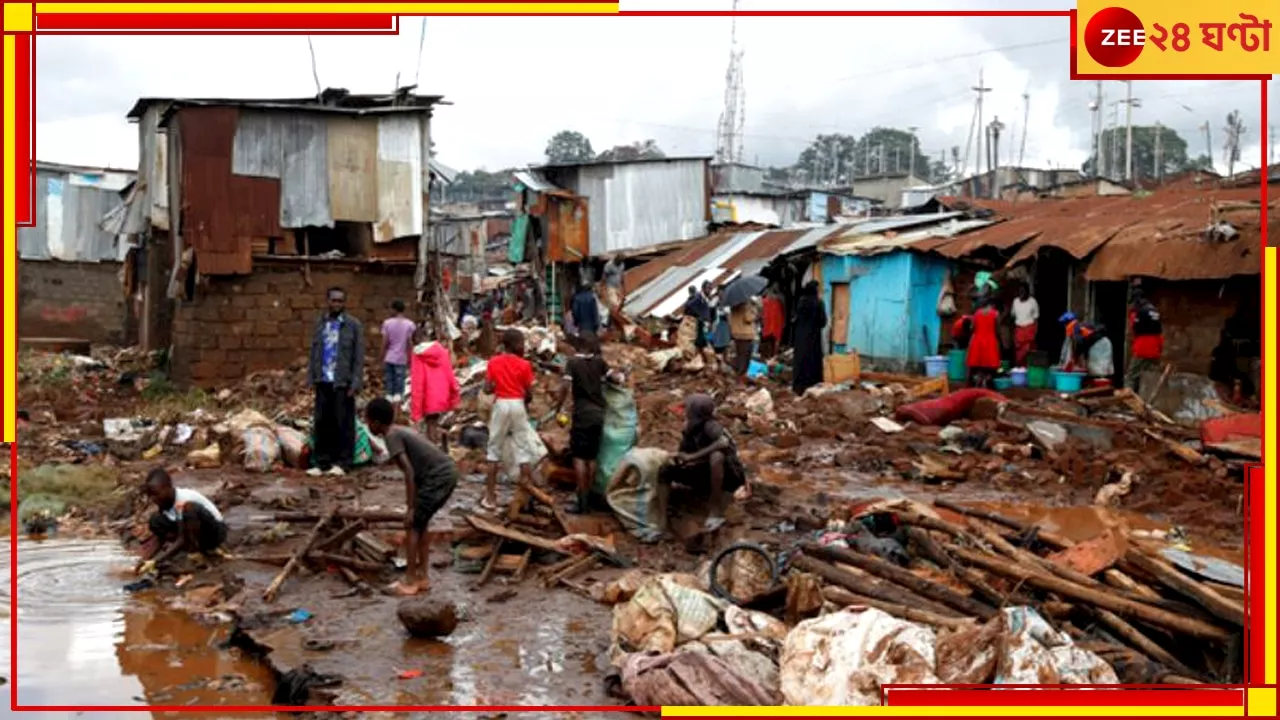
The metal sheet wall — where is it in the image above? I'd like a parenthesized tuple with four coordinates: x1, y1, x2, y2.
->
(177, 107, 283, 275)
(279, 114, 333, 228)
(571, 159, 708, 255)
(326, 117, 378, 222)
(19, 168, 133, 262)
(375, 115, 423, 243)
(231, 110, 284, 179)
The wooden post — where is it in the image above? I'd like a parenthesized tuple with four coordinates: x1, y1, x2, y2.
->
(264, 509, 335, 603)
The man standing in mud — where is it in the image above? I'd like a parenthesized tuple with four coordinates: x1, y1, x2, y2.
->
(308, 287, 365, 477)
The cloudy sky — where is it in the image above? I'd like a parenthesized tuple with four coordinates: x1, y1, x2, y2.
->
(36, 0, 1274, 176)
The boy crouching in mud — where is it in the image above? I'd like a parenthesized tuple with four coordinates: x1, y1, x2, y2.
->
(135, 467, 228, 576)
(365, 397, 460, 596)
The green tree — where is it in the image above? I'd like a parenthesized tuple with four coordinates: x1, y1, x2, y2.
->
(1081, 125, 1194, 182)
(447, 168, 516, 202)
(793, 128, 931, 185)
(794, 134, 857, 185)
(596, 139, 665, 162)
(545, 130, 596, 164)
(854, 127, 931, 180)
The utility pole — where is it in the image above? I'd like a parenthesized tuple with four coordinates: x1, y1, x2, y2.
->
(1201, 122, 1214, 170)
(1091, 82, 1103, 177)
(1123, 81, 1141, 183)
(907, 126, 919, 180)
(1110, 102, 1122, 181)
(988, 116, 1005, 198)
(1018, 91, 1030, 167)
(1154, 121, 1163, 183)
(971, 69, 992, 183)
(877, 143, 885, 175)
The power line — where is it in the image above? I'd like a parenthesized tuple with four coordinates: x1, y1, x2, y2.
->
(306, 36, 322, 97)
(414, 17, 427, 87)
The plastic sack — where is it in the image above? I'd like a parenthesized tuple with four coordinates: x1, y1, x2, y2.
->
(606, 448, 673, 542)
(781, 607, 938, 706)
(894, 388, 1007, 426)
(242, 426, 280, 472)
(274, 425, 307, 468)
(594, 383, 639, 497)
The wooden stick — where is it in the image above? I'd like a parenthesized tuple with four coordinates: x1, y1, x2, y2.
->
(338, 565, 373, 595)
(791, 554, 964, 619)
(544, 552, 596, 589)
(907, 527, 1030, 607)
(802, 543, 997, 619)
(315, 520, 367, 553)
(821, 585, 977, 630)
(1143, 428, 1207, 466)
(264, 509, 335, 603)
(1092, 608, 1206, 681)
(513, 549, 534, 582)
(245, 551, 388, 573)
(477, 539, 505, 588)
(945, 545, 1233, 641)
(1124, 551, 1245, 627)
(272, 510, 404, 523)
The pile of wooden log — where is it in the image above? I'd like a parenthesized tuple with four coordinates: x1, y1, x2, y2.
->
(458, 481, 624, 593)
(792, 500, 1244, 684)
(249, 509, 408, 601)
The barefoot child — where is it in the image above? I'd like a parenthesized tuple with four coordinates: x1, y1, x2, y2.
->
(135, 467, 227, 576)
(365, 397, 459, 596)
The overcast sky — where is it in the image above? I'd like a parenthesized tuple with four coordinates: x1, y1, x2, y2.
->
(36, 0, 1274, 176)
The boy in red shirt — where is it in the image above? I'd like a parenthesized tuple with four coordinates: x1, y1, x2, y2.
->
(482, 328, 546, 510)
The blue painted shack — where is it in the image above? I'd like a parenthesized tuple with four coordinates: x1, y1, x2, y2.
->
(817, 214, 995, 371)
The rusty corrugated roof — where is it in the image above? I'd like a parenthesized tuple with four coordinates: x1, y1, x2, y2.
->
(1084, 200, 1268, 281)
(927, 186, 1268, 279)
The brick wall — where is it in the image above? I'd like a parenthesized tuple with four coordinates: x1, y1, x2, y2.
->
(19, 259, 130, 344)
(170, 262, 419, 387)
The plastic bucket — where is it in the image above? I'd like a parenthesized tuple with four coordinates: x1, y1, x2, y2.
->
(924, 355, 947, 378)
(1009, 368, 1028, 387)
(1054, 371, 1086, 394)
(1027, 366, 1048, 389)
(947, 349, 968, 381)
(993, 377, 1014, 391)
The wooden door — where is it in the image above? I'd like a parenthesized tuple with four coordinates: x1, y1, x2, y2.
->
(831, 282, 851, 346)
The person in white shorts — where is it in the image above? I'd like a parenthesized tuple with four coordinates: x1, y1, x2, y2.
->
(482, 328, 546, 511)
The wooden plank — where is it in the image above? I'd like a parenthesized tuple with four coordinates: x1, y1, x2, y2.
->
(465, 514, 566, 555)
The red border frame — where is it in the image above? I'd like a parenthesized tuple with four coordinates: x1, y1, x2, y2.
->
(5, 3, 1270, 715)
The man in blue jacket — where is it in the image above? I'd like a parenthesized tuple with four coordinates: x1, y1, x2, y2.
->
(307, 287, 365, 476)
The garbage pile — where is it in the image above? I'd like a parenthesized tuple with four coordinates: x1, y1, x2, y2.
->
(599, 494, 1244, 706)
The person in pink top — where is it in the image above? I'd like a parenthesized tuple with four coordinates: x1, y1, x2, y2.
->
(381, 300, 417, 403)
(410, 324, 461, 447)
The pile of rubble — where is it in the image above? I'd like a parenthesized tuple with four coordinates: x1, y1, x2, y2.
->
(596, 494, 1243, 706)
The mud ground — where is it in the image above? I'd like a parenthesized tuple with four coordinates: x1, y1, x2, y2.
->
(13, 343, 1248, 709)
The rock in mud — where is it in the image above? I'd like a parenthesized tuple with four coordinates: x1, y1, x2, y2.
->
(396, 598, 459, 638)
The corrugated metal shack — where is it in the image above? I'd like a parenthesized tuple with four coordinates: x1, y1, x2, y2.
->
(20, 161, 135, 262)
(531, 156, 712, 257)
(19, 161, 138, 344)
(116, 89, 447, 353)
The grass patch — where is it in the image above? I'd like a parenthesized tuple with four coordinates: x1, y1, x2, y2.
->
(140, 373, 211, 418)
(16, 464, 125, 519)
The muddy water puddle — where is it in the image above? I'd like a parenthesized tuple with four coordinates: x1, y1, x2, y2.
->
(0, 539, 274, 713)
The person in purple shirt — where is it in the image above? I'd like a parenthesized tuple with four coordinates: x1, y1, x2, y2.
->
(382, 300, 417, 403)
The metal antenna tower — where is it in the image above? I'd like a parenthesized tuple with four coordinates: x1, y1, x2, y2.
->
(714, 0, 747, 165)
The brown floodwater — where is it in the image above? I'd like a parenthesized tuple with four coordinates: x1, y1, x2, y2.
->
(0, 539, 275, 715)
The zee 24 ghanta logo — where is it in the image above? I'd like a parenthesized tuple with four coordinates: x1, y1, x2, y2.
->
(1084, 6, 1272, 67)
